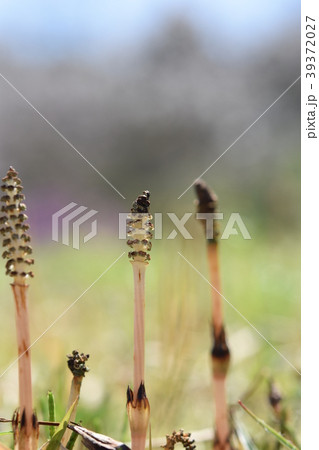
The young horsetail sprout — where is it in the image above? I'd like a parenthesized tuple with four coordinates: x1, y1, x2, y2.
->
(162, 430, 196, 450)
(194, 180, 230, 450)
(1, 167, 38, 450)
(61, 350, 89, 447)
(126, 191, 153, 450)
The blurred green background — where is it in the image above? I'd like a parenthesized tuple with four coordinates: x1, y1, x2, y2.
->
(0, 0, 300, 448)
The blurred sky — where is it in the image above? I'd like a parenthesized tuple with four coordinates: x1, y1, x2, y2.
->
(0, 0, 300, 61)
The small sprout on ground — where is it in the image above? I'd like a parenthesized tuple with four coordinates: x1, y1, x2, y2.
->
(162, 430, 196, 450)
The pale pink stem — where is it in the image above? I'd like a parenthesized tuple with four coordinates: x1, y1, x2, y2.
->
(131, 434, 147, 450)
(213, 378, 230, 449)
(12, 283, 33, 449)
(207, 243, 230, 450)
(207, 243, 223, 335)
(61, 376, 82, 446)
(132, 262, 146, 396)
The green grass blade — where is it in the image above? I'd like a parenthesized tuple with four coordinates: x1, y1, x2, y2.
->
(66, 429, 79, 450)
(0, 431, 13, 436)
(238, 401, 299, 450)
(47, 391, 56, 439)
(47, 397, 78, 450)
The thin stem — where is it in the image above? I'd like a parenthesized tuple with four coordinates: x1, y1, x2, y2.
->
(128, 261, 150, 450)
(61, 376, 83, 446)
(11, 283, 33, 447)
(194, 180, 230, 449)
(0, 419, 77, 427)
(207, 243, 223, 335)
(213, 379, 229, 449)
(207, 242, 230, 450)
(238, 401, 299, 450)
(132, 262, 147, 395)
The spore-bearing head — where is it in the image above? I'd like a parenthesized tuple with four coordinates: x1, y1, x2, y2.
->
(194, 180, 218, 213)
(162, 430, 196, 450)
(1, 167, 34, 283)
(67, 350, 90, 377)
(194, 179, 220, 242)
(127, 191, 153, 263)
(131, 190, 150, 214)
